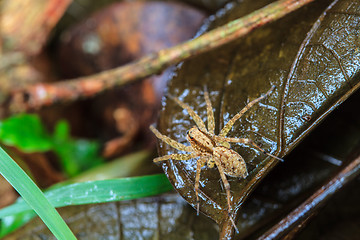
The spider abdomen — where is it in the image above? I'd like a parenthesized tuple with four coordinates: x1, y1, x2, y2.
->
(213, 146, 248, 178)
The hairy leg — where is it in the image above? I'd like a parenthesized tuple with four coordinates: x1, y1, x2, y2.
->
(219, 86, 275, 137)
(171, 96, 207, 132)
(213, 157, 239, 232)
(194, 157, 207, 215)
(204, 89, 215, 135)
(153, 153, 197, 162)
(150, 125, 192, 152)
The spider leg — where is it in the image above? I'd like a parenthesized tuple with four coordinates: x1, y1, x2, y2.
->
(204, 88, 215, 135)
(171, 96, 207, 132)
(194, 157, 207, 215)
(153, 153, 197, 162)
(219, 86, 275, 137)
(150, 125, 192, 152)
(213, 157, 239, 232)
(215, 135, 283, 162)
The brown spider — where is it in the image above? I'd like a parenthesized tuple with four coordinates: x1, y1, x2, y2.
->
(150, 86, 282, 230)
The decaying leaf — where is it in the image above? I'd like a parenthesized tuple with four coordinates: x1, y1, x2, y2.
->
(155, 0, 360, 238)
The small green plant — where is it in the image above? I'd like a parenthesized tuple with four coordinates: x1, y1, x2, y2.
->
(0, 114, 103, 177)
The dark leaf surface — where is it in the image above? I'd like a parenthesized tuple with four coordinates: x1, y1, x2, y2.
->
(156, 0, 360, 237)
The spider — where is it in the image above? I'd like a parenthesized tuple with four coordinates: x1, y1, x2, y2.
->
(150, 86, 282, 230)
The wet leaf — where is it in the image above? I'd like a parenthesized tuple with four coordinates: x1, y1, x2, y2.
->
(155, 0, 360, 238)
(239, 89, 360, 238)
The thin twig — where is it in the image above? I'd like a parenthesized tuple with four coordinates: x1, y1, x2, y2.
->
(258, 153, 360, 240)
(9, 0, 315, 112)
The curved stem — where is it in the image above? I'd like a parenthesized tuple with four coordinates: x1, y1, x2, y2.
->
(9, 0, 315, 112)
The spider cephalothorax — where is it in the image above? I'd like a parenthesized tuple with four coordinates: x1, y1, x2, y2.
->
(150, 86, 282, 230)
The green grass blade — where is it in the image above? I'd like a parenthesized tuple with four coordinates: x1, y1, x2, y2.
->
(0, 147, 77, 240)
(0, 174, 173, 218)
(0, 151, 157, 237)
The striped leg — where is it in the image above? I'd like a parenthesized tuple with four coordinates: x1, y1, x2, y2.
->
(219, 86, 275, 137)
(150, 125, 192, 152)
(153, 153, 197, 162)
(171, 96, 207, 132)
(194, 157, 207, 215)
(213, 157, 239, 232)
(204, 89, 215, 135)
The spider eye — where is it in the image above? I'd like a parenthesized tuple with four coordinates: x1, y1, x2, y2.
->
(187, 131, 194, 140)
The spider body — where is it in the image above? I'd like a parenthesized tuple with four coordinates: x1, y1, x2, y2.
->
(150, 86, 281, 229)
(187, 126, 248, 178)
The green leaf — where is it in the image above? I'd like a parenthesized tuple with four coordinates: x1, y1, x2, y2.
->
(53, 120, 69, 141)
(54, 139, 104, 177)
(0, 146, 76, 239)
(53, 120, 104, 177)
(0, 114, 52, 152)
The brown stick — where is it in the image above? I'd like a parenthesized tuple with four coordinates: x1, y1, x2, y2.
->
(9, 0, 315, 112)
(258, 153, 360, 240)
